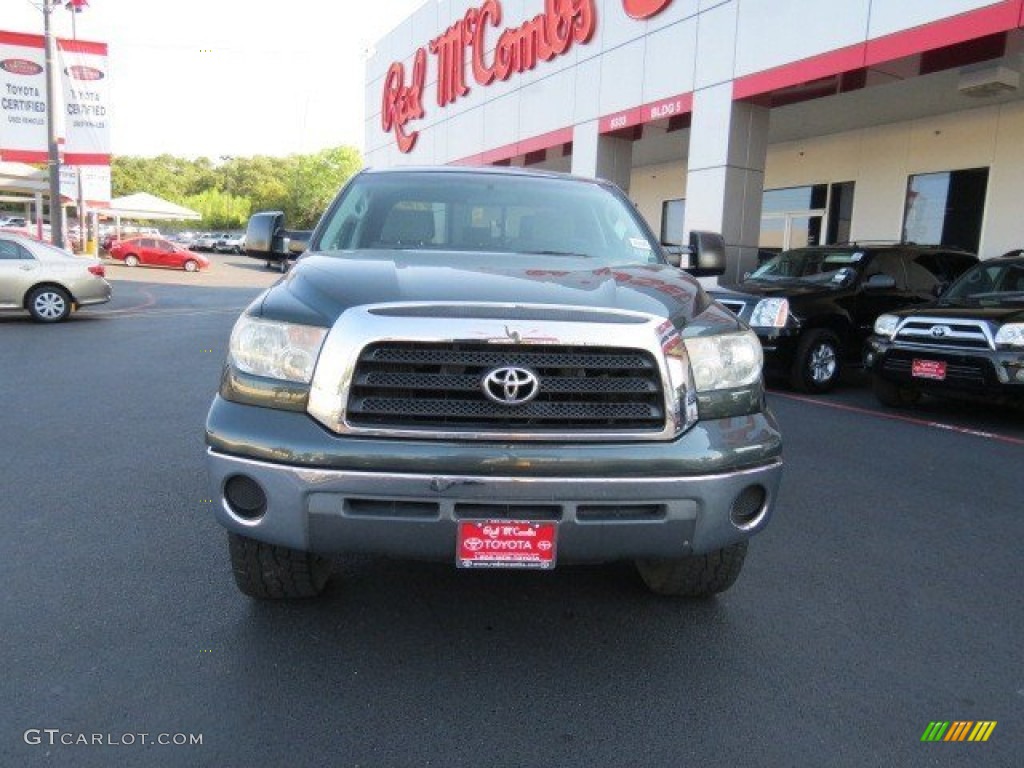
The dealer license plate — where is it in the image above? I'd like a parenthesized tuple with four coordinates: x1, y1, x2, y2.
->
(912, 359, 947, 380)
(457, 520, 557, 570)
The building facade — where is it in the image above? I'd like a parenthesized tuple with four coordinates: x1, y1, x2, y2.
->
(365, 0, 1024, 280)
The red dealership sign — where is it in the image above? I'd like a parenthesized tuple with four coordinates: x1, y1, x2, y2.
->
(382, 0, 675, 153)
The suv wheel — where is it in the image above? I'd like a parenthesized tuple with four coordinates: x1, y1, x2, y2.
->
(635, 542, 747, 597)
(872, 375, 921, 408)
(791, 329, 841, 393)
(227, 532, 331, 599)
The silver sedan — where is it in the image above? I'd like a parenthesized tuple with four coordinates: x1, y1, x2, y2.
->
(0, 233, 112, 322)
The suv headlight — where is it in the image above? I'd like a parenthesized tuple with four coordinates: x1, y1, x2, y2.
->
(229, 315, 328, 384)
(684, 330, 763, 391)
(874, 314, 900, 339)
(749, 298, 789, 328)
(995, 323, 1024, 348)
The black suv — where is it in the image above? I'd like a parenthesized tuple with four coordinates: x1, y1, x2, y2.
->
(865, 251, 1024, 408)
(709, 244, 978, 392)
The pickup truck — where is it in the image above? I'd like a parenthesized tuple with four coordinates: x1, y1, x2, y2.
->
(206, 166, 782, 599)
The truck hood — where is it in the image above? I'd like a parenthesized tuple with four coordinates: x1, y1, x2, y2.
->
(256, 251, 710, 326)
(892, 297, 1024, 323)
(712, 279, 841, 301)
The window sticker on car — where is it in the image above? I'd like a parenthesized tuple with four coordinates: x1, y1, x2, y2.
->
(832, 268, 851, 283)
(851, 252, 864, 261)
(630, 238, 651, 250)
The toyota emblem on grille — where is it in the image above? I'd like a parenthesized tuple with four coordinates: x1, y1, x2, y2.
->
(482, 367, 540, 406)
(931, 325, 951, 338)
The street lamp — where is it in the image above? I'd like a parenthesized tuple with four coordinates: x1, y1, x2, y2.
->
(67, 0, 89, 253)
(42, 0, 64, 248)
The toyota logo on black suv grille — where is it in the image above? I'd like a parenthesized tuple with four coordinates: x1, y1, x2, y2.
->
(482, 367, 540, 405)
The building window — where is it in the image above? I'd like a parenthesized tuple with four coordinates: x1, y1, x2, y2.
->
(759, 182, 854, 251)
(660, 199, 685, 245)
(903, 168, 988, 253)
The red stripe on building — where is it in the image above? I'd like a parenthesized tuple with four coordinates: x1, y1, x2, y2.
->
(734, 0, 1022, 100)
(600, 92, 692, 134)
(865, 0, 1020, 66)
(454, 127, 574, 166)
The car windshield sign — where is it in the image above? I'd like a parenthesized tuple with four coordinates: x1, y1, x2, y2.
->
(748, 249, 860, 283)
(314, 172, 662, 267)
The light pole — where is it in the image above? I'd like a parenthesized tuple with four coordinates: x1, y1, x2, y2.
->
(67, 0, 88, 253)
(42, 0, 64, 248)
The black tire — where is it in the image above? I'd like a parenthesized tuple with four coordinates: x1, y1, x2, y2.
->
(227, 531, 331, 599)
(27, 285, 72, 323)
(278, 260, 288, 274)
(635, 541, 748, 597)
(183, 259, 199, 273)
(872, 375, 921, 408)
(790, 329, 841, 393)
(124, 254, 139, 267)
(264, 260, 273, 270)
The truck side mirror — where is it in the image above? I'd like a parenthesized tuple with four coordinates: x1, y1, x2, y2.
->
(686, 230, 726, 277)
(245, 211, 285, 257)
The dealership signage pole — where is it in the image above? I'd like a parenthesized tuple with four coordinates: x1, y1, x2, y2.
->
(68, 0, 88, 252)
(42, 0, 63, 248)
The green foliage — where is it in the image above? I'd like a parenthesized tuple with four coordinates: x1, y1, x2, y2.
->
(110, 146, 362, 229)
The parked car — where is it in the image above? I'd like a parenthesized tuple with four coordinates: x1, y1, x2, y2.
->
(0, 216, 28, 228)
(192, 233, 224, 252)
(109, 236, 210, 272)
(0, 232, 111, 322)
(865, 250, 1024, 408)
(709, 243, 978, 392)
(215, 233, 245, 253)
(207, 166, 783, 600)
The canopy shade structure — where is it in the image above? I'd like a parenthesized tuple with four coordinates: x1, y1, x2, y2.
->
(96, 192, 201, 221)
(0, 162, 48, 196)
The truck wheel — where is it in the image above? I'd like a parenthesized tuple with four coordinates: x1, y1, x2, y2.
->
(790, 329, 841, 393)
(227, 531, 331, 599)
(635, 541, 748, 597)
(872, 375, 921, 408)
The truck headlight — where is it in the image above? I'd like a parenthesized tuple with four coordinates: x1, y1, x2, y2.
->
(874, 314, 900, 339)
(995, 323, 1024, 348)
(749, 298, 789, 328)
(684, 330, 763, 391)
(229, 315, 328, 384)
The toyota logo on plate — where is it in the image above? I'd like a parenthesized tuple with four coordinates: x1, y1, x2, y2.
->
(931, 325, 951, 338)
(482, 367, 540, 406)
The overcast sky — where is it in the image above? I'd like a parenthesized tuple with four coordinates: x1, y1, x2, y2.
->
(6, 0, 425, 159)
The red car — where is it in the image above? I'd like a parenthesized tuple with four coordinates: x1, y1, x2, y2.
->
(109, 236, 210, 272)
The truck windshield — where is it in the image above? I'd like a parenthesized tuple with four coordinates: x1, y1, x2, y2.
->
(748, 248, 862, 282)
(943, 260, 1024, 300)
(314, 171, 662, 266)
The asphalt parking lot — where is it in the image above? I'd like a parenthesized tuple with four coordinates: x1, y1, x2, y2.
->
(2, 253, 1021, 767)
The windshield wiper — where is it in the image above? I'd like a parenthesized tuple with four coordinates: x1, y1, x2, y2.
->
(519, 249, 591, 258)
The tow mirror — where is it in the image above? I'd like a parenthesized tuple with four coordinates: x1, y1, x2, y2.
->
(245, 211, 311, 259)
(686, 231, 727, 277)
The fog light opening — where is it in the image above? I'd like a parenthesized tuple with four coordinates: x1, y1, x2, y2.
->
(730, 485, 768, 530)
(224, 474, 267, 521)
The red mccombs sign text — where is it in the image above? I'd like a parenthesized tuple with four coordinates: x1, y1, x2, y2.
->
(382, 0, 674, 153)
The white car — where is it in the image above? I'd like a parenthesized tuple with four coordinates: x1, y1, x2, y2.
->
(0, 232, 111, 322)
(216, 233, 246, 253)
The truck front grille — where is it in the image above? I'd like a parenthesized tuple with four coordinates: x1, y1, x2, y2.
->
(894, 318, 992, 350)
(347, 342, 665, 432)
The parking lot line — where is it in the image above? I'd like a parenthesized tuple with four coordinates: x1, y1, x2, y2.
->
(770, 391, 1024, 447)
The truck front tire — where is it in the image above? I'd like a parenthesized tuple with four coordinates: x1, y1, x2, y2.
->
(227, 531, 331, 599)
(635, 542, 748, 597)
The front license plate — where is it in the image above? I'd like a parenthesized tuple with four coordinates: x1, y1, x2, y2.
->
(912, 359, 947, 380)
(457, 520, 557, 570)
